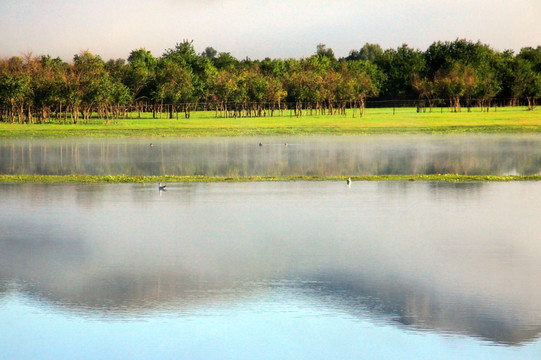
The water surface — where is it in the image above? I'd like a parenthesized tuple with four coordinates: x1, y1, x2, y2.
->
(2, 134, 541, 176)
(1, 182, 541, 359)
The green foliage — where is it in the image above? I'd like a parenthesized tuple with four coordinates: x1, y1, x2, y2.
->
(346, 43, 383, 62)
(126, 48, 157, 101)
(153, 58, 193, 104)
(375, 44, 425, 97)
(434, 62, 477, 111)
(513, 47, 541, 109)
(0, 39, 539, 125)
(315, 44, 336, 61)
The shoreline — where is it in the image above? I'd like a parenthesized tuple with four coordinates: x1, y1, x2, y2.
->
(1, 174, 540, 183)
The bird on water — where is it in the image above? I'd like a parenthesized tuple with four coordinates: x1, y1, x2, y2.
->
(159, 183, 167, 191)
(347, 177, 351, 186)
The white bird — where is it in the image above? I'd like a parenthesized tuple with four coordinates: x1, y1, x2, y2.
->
(158, 183, 167, 191)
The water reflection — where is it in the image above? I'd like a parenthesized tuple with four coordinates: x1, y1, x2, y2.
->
(1, 182, 541, 347)
(2, 135, 541, 176)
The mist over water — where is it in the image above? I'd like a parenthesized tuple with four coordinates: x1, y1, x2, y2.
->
(1, 182, 541, 359)
(2, 134, 541, 176)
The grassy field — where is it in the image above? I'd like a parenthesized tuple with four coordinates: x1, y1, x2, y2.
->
(1, 174, 541, 183)
(0, 106, 540, 138)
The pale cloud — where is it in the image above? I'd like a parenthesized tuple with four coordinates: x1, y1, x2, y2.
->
(0, 0, 539, 61)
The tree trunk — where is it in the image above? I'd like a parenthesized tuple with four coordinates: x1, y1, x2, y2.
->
(527, 97, 533, 111)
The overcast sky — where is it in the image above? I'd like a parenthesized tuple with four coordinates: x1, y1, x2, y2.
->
(1, 0, 540, 62)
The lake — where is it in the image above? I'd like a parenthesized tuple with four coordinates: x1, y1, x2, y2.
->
(1, 180, 541, 359)
(2, 134, 541, 176)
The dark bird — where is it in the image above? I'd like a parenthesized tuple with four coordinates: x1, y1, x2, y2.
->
(346, 177, 351, 186)
(259, 142, 263, 146)
(158, 183, 167, 191)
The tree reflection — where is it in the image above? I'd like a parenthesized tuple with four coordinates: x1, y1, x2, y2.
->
(2, 135, 541, 176)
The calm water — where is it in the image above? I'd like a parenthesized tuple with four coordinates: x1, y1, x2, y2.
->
(2, 134, 541, 176)
(1, 181, 541, 359)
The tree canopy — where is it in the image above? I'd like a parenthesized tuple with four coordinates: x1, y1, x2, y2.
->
(0, 39, 539, 123)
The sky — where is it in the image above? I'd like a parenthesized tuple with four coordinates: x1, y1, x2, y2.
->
(1, 0, 540, 62)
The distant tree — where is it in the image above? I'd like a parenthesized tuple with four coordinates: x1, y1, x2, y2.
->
(213, 52, 239, 70)
(201, 46, 218, 59)
(162, 40, 199, 66)
(515, 47, 541, 109)
(348, 61, 382, 116)
(305, 54, 332, 75)
(473, 67, 500, 111)
(209, 69, 240, 116)
(320, 69, 341, 114)
(0, 58, 31, 123)
(375, 44, 425, 97)
(264, 75, 287, 115)
(260, 58, 287, 79)
(512, 56, 541, 110)
(493, 50, 518, 102)
(412, 74, 437, 111)
(434, 62, 477, 112)
(346, 43, 383, 62)
(153, 58, 193, 118)
(105, 58, 126, 82)
(359, 43, 383, 62)
(126, 49, 157, 116)
(31, 55, 68, 122)
(242, 69, 268, 115)
(72, 51, 117, 122)
(315, 44, 336, 61)
(283, 67, 323, 116)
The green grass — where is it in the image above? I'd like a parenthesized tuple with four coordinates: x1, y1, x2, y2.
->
(0, 106, 540, 138)
(2, 174, 540, 183)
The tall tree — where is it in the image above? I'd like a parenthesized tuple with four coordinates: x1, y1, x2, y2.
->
(346, 61, 382, 116)
(315, 44, 336, 62)
(412, 74, 437, 111)
(153, 58, 194, 118)
(201, 46, 218, 59)
(0, 57, 31, 123)
(515, 47, 541, 109)
(32, 55, 68, 122)
(434, 62, 477, 112)
(375, 44, 426, 98)
(126, 48, 157, 103)
(346, 43, 383, 62)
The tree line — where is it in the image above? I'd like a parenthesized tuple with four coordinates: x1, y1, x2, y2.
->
(0, 39, 540, 123)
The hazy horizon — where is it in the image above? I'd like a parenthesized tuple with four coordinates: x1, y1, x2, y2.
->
(1, 0, 540, 62)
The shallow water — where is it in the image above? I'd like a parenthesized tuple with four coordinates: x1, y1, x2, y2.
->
(1, 181, 541, 359)
(2, 134, 541, 176)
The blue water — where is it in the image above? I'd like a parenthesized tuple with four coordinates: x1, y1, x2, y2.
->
(1, 181, 541, 359)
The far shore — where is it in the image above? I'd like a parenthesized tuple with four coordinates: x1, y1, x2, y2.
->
(1, 174, 541, 184)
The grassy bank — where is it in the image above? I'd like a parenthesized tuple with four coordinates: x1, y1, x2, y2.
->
(0, 107, 540, 138)
(2, 174, 541, 183)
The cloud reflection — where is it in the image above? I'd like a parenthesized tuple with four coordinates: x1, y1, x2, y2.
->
(1, 181, 541, 345)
